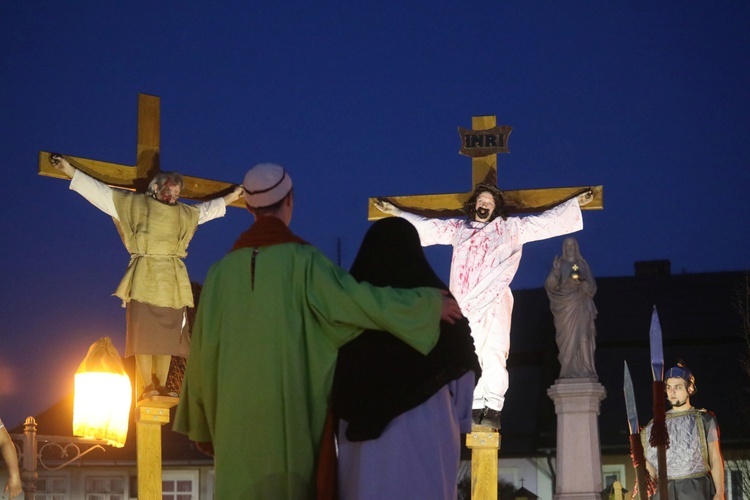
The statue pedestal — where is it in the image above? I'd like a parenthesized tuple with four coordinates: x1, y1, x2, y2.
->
(547, 378, 606, 500)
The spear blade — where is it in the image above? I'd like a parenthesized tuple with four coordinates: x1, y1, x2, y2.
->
(623, 361, 639, 435)
(648, 305, 669, 499)
(649, 305, 664, 381)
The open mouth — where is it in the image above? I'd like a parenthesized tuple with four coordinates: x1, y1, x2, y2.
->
(477, 208, 490, 218)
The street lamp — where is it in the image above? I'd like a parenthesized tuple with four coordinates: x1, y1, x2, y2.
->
(73, 337, 132, 447)
(10, 337, 131, 499)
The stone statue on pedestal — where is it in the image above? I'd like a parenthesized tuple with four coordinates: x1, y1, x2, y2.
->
(544, 237, 598, 379)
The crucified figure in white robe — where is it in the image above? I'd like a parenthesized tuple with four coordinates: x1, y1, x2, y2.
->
(376, 183, 593, 429)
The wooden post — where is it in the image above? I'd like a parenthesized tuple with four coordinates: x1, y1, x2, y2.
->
(613, 480, 624, 500)
(465, 425, 500, 500)
(136, 397, 178, 499)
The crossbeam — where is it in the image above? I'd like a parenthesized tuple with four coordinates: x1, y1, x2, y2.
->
(368, 115, 603, 220)
(38, 94, 244, 207)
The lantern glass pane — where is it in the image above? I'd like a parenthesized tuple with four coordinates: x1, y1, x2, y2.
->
(73, 372, 132, 447)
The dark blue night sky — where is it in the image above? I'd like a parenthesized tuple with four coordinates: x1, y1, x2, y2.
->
(1, 1, 749, 429)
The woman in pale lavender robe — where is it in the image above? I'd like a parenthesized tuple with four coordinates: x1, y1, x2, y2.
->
(331, 218, 481, 500)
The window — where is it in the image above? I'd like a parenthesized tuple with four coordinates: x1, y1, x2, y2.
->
(206, 469, 215, 500)
(162, 470, 199, 500)
(85, 475, 127, 500)
(602, 464, 626, 490)
(34, 474, 69, 500)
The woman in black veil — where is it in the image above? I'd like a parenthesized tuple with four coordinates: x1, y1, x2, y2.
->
(331, 218, 480, 500)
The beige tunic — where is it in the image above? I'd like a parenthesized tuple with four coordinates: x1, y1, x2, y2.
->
(68, 170, 225, 357)
(111, 191, 200, 309)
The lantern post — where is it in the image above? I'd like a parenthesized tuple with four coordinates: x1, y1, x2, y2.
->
(9, 337, 132, 499)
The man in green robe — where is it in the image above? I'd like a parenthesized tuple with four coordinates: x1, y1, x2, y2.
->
(174, 163, 463, 499)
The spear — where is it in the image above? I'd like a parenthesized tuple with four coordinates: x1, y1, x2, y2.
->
(624, 361, 648, 499)
(648, 306, 669, 499)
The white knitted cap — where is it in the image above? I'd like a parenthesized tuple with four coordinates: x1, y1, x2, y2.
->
(242, 163, 293, 208)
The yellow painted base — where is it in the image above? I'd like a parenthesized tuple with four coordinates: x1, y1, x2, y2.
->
(466, 424, 501, 500)
(136, 399, 178, 500)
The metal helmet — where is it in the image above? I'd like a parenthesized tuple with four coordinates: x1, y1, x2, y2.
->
(665, 361, 696, 395)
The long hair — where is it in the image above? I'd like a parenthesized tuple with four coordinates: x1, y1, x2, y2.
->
(562, 237, 583, 261)
(462, 182, 507, 221)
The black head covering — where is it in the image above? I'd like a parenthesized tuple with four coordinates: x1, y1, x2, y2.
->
(331, 218, 481, 441)
(349, 217, 445, 289)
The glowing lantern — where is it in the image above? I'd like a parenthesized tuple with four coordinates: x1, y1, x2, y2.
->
(73, 337, 132, 448)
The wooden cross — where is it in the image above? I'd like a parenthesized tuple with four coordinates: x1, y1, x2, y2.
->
(369, 115, 603, 500)
(367, 115, 603, 220)
(38, 93, 244, 208)
(37, 93, 244, 499)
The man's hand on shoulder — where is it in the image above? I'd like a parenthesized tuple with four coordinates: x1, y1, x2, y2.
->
(439, 289, 463, 324)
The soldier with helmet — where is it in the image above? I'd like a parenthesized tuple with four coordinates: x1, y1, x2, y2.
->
(641, 361, 725, 499)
